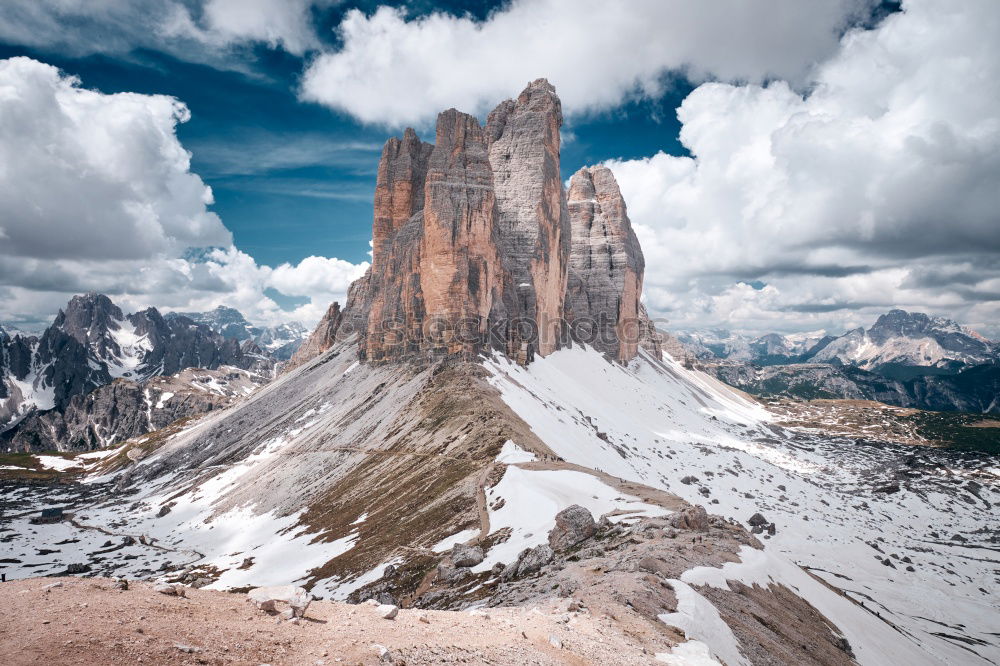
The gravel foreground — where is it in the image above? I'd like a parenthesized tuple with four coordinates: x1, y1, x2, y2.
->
(0, 577, 669, 665)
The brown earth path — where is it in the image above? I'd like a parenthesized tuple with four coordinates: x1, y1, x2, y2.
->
(0, 577, 669, 665)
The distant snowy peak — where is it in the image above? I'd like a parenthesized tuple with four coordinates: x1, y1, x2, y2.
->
(808, 309, 995, 370)
(677, 309, 995, 372)
(166, 306, 308, 360)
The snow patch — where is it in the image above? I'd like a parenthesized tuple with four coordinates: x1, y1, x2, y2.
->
(495, 440, 536, 464)
(475, 465, 668, 572)
(34, 455, 82, 472)
(432, 529, 480, 553)
(659, 580, 749, 666)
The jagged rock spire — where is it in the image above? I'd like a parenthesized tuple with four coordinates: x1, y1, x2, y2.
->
(487, 78, 570, 357)
(300, 79, 658, 366)
(565, 165, 645, 362)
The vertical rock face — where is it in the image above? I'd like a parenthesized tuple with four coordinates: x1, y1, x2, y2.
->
(301, 79, 656, 367)
(419, 109, 506, 357)
(565, 166, 646, 362)
(288, 302, 344, 369)
(487, 79, 570, 357)
(371, 128, 433, 270)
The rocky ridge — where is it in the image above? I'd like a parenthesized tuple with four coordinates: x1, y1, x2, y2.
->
(1, 293, 276, 451)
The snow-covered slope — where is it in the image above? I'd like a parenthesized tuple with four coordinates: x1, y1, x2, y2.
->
(3, 344, 996, 665)
(485, 346, 999, 665)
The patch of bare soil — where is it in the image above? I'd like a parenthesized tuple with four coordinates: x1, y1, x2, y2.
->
(766, 398, 932, 446)
(0, 577, 666, 665)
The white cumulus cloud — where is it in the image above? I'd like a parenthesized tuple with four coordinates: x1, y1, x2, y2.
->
(606, 0, 1000, 336)
(301, 0, 873, 126)
(0, 56, 367, 331)
(0, 56, 230, 260)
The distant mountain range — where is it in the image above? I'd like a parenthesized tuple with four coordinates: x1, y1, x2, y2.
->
(676, 309, 997, 373)
(681, 310, 999, 413)
(166, 306, 308, 361)
(0, 294, 306, 451)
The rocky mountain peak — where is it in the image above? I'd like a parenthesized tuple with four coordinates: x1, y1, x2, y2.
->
(371, 125, 433, 270)
(55, 292, 125, 350)
(299, 80, 656, 367)
(868, 309, 933, 341)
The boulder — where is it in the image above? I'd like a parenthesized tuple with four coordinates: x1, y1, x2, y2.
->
(376, 603, 399, 620)
(436, 561, 468, 584)
(154, 582, 185, 597)
(516, 543, 554, 577)
(450, 543, 485, 567)
(670, 505, 709, 531)
(548, 505, 596, 551)
(748, 512, 768, 527)
(247, 585, 311, 618)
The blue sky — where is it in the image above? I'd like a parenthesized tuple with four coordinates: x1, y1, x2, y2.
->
(0, 0, 997, 337)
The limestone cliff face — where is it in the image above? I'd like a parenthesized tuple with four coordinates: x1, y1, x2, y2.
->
(419, 109, 507, 358)
(487, 79, 570, 357)
(371, 128, 433, 271)
(299, 79, 656, 367)
(565, 166, 646, 362)
(288, 302, 344, 369)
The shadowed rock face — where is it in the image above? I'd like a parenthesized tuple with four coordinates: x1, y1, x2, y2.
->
(288, 302, 344, 369)
(298, 79, 656, 367)
(371, 128, 434, 271)
(565, 165, 646, 362)
(487, 78, 570, 358)
(419, 109, 507, 358)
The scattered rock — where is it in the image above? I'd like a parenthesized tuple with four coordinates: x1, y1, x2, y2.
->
(373, 644, 395, 663)
(516, 544, 554, 577)
(748, 513, 768, 527)
(154, 582, 185, 597)
(549, 634, 563, 649)
(65, 563, 90, 574)
(112, 578, 128, 591)
(450, 543, 485, 567)
(42, 582, 63, 591)
(548, 505, 596, 551)
(680, 476, 699, 485)
(247, 585, 311, 618)
(376, 604, 399, 620)
(174, 643, 201, 654)
(418, 613, 430, 624)
(436, 561, 468, 584)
